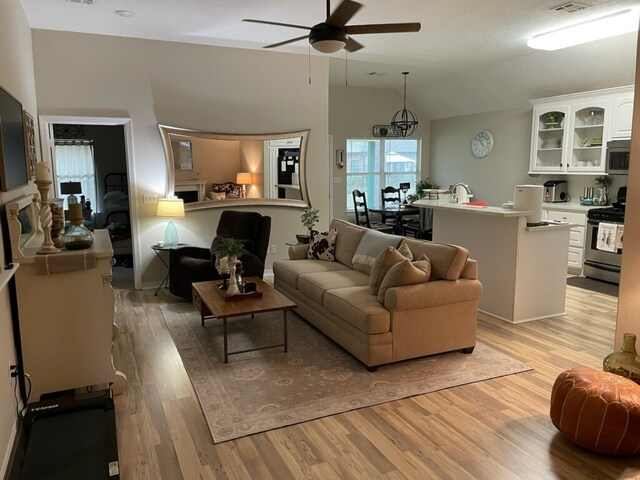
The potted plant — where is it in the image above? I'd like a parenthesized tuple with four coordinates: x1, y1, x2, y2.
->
(406, 178, 435, 203)
(218, 238, 247, 295)
(298, 206, 319, 244)
(595, 176, 612, 188)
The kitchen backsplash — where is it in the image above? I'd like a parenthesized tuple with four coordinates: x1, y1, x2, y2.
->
(535, 174, 628, 204)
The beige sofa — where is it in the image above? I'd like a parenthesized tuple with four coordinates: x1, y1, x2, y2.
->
(273, 218, 483, 370)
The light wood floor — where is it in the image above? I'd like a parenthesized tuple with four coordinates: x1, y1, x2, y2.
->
(112, 285, 640, 479)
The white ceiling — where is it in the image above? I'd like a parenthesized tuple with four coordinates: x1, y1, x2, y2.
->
(18, 0, 640, 118)
(18, 0, 640, 84)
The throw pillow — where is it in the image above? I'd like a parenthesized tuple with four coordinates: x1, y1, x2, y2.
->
(369, 246, 412, 295)
(377, 257, 432, 303)
(307, 229, 337, 261)
(352, 230, 404, 275)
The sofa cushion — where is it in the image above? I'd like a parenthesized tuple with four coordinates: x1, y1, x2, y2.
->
(352, 230, 405, 275)
(377, 257, 431, 303)
(307, 229, 337, 261)
(401, 238, 469, 281)
(298, 270, 370, 305)
(369, 246, 412, 295)
(273, 259, 350, 290)
(329, 218, 367, 268)
(324, 286, 391, 335)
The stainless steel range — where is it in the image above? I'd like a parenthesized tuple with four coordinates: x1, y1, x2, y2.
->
(583, 187, 626, 284)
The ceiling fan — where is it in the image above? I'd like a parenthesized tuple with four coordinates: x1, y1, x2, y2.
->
(243, 0, 421, 54)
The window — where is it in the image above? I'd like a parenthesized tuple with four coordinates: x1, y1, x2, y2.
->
(54, 144, 97, 210)
(346, 138, 420, 210)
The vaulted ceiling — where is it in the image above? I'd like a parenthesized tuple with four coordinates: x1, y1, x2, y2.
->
(19, 0, 640, 117)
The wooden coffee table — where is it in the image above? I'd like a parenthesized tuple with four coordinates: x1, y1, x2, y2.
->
(191, 277, 297, 363)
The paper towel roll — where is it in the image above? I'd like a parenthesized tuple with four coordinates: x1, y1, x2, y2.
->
(514, 185, 543, 224)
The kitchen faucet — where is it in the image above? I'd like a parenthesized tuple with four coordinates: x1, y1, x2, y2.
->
(451, 183, 471, 203)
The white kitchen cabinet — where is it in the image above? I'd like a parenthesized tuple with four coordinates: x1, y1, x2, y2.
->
(529, 86, 633, 175)
(609, 89, 634, 140)
(545, 208, 587, 275)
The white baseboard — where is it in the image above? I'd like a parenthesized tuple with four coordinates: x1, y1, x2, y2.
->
(1, 418, 17, 479)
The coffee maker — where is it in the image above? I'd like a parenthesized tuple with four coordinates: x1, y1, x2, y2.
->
(543, 180, 568, 203)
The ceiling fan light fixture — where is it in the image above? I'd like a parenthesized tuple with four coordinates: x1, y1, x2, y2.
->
(309, 23, 348, 53)
(391, 72, 419, 137)
(311, 39, 346, 53)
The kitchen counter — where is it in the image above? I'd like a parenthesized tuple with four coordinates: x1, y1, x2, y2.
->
(413, 200, 570, 323)
(414, 198, 531, 217)
(542, 202, 593, 213)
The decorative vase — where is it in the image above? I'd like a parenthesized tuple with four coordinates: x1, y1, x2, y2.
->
(603, 333, 640, 384)
(61, 203, 94, 250)
(226, 256, 240, 296)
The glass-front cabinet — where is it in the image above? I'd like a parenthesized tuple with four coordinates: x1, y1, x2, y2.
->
(529, 86, 633, 175)
(531, 104, 569, 173)
(566, 101, 608, 173)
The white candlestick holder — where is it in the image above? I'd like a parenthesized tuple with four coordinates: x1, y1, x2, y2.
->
(35, 179, 61, 255)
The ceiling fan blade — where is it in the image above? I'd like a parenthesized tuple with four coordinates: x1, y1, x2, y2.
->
(344, 37, 364, 53)
(345, 22, 421, 35)
(243, 19, 311, 31)
(263, 35, 310, 49)
(327, 0, 362, 28)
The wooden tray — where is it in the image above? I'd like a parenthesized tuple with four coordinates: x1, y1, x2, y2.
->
(214, 283, 263, 302)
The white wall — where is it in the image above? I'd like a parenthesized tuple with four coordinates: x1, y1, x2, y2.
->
(0, 0, 39, 474)
(429, 107, 533, 206)
(32, 31, 329, 286)
(329, 85, 429, 218)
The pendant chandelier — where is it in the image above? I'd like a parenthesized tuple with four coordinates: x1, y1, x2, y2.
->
(391, 72, 419, 137)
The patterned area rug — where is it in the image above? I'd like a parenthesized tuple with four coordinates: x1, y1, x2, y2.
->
(162, 303, 532, 443)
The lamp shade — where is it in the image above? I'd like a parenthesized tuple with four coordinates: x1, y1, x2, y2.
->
(156, 198, 185, 218)
(60, 181, 82, 195)
(236, 172, 253, 185)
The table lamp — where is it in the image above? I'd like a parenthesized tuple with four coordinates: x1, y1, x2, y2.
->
(156, 198, 185, 247)
(60, 181, 82, 205)
(399, 182, 410, 204)
(236, 172, 252, 198)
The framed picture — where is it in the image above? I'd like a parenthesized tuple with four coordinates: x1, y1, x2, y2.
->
(23, 110, 36, 180)
(171, 140, 193, 170)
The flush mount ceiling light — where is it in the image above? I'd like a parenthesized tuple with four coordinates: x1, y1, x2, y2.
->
(115, 9, 134, 17)
(390, 72, 418, 137)
(527, 8, 640, 51)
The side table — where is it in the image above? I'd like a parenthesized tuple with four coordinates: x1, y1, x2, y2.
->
(151, 243, 187, 296)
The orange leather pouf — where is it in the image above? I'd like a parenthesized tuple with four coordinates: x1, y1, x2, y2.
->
(550, 367, 640, 455)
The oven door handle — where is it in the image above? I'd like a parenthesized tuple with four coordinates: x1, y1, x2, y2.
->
(587, 219, 623, 226)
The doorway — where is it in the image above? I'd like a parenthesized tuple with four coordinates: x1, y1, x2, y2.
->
(39, 115, 140, 289)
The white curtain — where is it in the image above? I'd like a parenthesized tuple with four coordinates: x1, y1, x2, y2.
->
(54, 144, 97, 209)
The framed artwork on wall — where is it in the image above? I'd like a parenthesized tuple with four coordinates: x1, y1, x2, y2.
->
(23, 110, 36, 180)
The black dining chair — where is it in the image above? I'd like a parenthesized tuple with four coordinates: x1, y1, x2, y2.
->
(380, 186, 402, 228)
(352, 189, 393, 233)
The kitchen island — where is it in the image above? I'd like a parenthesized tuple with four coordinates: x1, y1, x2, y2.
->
(414, 199, 572, 323)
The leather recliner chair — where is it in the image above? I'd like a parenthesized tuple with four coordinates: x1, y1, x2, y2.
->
(169, 210, 271, 300)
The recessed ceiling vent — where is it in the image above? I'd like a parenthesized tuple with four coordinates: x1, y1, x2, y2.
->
(68, 0, 94, 4)
(553, 3, 587, 13)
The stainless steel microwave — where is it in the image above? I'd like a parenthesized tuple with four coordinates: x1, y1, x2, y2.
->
(606, 139, 630, 174)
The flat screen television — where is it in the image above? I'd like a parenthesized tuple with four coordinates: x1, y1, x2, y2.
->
(0, 85, 28, 191)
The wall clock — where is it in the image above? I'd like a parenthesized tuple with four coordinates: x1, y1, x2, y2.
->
(471, 129, 494, 158)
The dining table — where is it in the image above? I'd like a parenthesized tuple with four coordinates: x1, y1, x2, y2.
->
(368, 204, 420, 235)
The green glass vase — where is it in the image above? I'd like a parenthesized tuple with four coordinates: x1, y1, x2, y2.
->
(603, 333, 640, 384)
